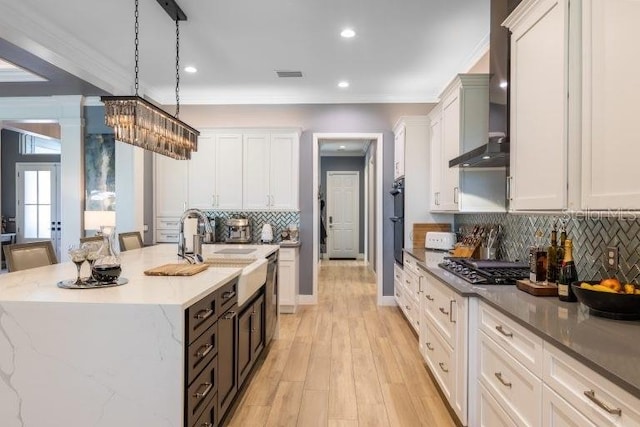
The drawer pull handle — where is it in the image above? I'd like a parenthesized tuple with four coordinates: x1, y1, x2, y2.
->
(223, 311, 236, 320)
(426, 342, 434, 351)
(449, 300, 456, 323)
(395, 274, 400, 279)
(223, 290, 236, 300)
(201, 423, 213, 427)
(495, 372, 512, 388)
(395, 292, 400, 297)
(194, 382, 213, 399)
(439, 362, 449, 373)
(439, 307, 449, 316)
(495, 325, 513, 338)
(584, 390, 622, 416)
(405, 280, 411, 284)
(195, 343, 213, 359)
(417, 276, 423, 293)
(426, 295, 434, 301)
(194, 308, 214, 320)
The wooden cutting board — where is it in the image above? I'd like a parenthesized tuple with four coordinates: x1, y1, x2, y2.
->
(411, 223, 452, 249)
(144, 263, 209, 276)
(516, 279, 559, 296)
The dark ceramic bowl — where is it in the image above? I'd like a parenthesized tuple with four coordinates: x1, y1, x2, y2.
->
(572, 281, 640, 320)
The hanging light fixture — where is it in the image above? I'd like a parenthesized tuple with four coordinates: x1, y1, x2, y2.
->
(101, 0, 199, 160)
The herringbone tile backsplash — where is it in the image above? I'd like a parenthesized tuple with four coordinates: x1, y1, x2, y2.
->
(455, 214, 640, 283)
(204, 210, 300, 243)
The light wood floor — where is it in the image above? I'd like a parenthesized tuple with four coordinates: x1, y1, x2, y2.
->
(228, 260, 456, 427)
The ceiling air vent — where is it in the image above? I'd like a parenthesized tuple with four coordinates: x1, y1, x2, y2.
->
(276, 70, 303, 78)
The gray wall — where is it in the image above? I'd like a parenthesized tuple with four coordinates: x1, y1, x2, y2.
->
(320, 156, 366, 254)
(1, 128, 61, 231)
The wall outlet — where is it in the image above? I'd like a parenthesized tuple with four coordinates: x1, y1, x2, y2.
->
(143, 224, 149, 232)
(606, 246, 619, 270)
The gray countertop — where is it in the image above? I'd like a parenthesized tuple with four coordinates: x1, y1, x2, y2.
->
(403, 247, 640, 399)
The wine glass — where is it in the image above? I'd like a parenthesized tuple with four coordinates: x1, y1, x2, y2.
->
(68, 245, 87, 285)
(81, 242, 101, 282)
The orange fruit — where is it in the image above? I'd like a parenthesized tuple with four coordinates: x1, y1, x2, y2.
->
(600, 278, 622, 292)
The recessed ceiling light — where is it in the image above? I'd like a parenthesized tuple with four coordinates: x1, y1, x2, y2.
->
(340, 28, 356, 38)
(499, 81, 508, 89)
(482, 155, 491, 160)
(339, 145, 346, 149)
(338, 81, 350, 88)
(462, 163, 470, 167)
(184, 66, 197, 73)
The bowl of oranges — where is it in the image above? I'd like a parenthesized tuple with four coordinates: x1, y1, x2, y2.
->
(572, 279, 640, 320)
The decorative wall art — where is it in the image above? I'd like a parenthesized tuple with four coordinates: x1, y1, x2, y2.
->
(85, 133, 116, 211)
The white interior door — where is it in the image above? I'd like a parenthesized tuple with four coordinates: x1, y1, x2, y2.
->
(16, 162, 61, 257)
(327, 171, 359, 259)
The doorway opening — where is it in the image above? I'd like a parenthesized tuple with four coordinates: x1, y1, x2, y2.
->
(312, 133, 384, 305)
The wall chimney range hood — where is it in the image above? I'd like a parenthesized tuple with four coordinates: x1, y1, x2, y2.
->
(449, 0, 521, 169)
(449, 134, 509, 168)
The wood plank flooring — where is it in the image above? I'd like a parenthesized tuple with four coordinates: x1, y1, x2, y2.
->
(228, 260, 456, 427)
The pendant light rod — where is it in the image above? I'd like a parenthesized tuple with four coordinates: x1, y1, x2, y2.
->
(155, 0, 188, 21)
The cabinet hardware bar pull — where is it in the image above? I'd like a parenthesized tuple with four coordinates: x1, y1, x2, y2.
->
(439, 307, 449, 316)
(584, 390, 622, 415)
(417, 276, 422, 293)
(405, 280, 411, 284)
(449, 300, 456, 323)
(426, 342, 434, 351)
(495, 325, 513, 338)
(195, 343, 213, 359)
(251, 328, 256, 332)
(453, 187, 459, 204)
(495, 372, 512, 388)
(426, 295, 434, 301)
(223, 291, 236, 299)
(194, 308, 214, 320)
(194, 382, 213, 399)
(201, 423, 213, 427)
(395, 292, 400, 297)
(405, 305, 410, 311)
(439, 362, 449, 373)
(223, 311, 236, 319)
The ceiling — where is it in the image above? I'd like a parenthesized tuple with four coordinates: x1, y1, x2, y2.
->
(0, 0, 489, 105)
(320, 139, 371, 156)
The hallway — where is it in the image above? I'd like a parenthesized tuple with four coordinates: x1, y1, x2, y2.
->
(228, 260, 456, 426)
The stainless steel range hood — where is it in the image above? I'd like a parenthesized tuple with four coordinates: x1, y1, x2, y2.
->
(449, 0, 521, 169)
(449, 135, 509, 168)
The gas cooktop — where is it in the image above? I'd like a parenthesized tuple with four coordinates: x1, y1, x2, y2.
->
(438, 257, 529, 285)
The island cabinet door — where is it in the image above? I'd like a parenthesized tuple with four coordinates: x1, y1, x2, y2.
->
(238, 306, 253, 387)
(217, 305, 238, 420)
(251, 294, 265, 358)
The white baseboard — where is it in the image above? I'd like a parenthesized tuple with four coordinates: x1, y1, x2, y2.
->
(357, 253, 364, 260)
(297, 294, 317, 305)
(378, 295, 397, 306)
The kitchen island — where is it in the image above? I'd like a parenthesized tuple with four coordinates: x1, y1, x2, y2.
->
(0, 243, 278, 427)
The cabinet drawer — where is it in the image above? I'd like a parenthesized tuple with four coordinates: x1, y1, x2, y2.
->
(401, 297, 419, 334)
(403, 269, 419, 304)
(216, 277, 239, 316)
(404, 254, 420, 276)
(186, 291, 218, 345)
(156, 216, 181, 230)
(186, 356, 218, 427)
(543, 343, 640, 426)
(542, 384, 596, 427)
(479, 301, 543, 377)
(425, 277, 456, 348)
(279, 248, 295, 261)
(479, 330, 542, 427)
(394, 262, 404, 284)
(479, 382, 517, 427)
(187, 322, 218, 384)
(424, 319, 453, 402)
(191, 392, 217, 427)
(156, 229, 180, 243)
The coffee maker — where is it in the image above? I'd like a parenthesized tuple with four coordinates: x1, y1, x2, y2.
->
(225, 216, 252, 243)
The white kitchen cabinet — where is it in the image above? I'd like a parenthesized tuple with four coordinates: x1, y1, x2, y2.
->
(581, 0, 640, 210)
(401, 254, 423, 334)
(188, 133, 243, 210)
(428, 108, 442, 211)
(422, 272, 469, 425)
(430, 74, 506, 213)
(479, 383, 517, 427)
(394, 123, 405, 179)
(243, 132, 299, 210)
(278, 247, 299, 313)
(543, 342, 640, 427)
(542, 384, 597, 427)
(154, 153, 188, 218)
(505, 0, 570, 211)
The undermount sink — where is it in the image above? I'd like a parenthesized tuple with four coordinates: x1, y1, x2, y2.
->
(214, 248, 257, 255)
(205, 257, 267, 306)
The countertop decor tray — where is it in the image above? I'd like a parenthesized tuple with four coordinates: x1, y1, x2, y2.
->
(144, 263, 209, 276)
(57, 277, 128, 289)
(516, 279, 559, 296)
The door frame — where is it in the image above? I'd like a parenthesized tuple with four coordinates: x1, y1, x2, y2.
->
(326, 170, 359, 259)
(312, 132, 385, 305)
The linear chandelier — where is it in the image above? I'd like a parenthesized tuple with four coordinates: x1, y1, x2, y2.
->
(101, 0, 199, 160)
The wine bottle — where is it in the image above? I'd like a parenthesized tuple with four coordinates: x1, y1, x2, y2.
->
(556, 224, 567, 271)
(558, 239, 578, 302)
(546, 225, 558, 284)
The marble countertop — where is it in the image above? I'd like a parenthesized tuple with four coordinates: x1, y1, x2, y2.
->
(0, 243, 279, 308)
(404, 247, 640, 399)
(279, 240, 301, 248)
